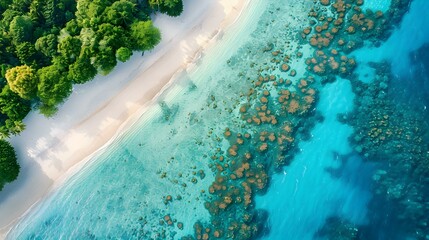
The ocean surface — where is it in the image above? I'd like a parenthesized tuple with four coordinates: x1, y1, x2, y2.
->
(7, 0, 429, 239)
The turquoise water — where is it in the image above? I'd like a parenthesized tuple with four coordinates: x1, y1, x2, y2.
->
(361, 0, 392, 12)
(8, 0, 270, 238)
(7, 0, 429, 239)
(353, 0, 429, 78)
(256, 79, 373, 239)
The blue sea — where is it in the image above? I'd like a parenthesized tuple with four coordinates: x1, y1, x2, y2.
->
(7, 0, 429, 239)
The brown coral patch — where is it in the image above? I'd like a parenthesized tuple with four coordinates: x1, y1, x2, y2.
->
(281, 63, 290, 72)
(288, 99, 300, 114)
(259, 143, 268, 152)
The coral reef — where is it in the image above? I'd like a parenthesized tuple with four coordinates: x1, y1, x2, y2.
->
(315, 216, 359, 240)
(149, 0, 416, 239)
(181, 0, 415, 239)
(342, 63, 429, 239)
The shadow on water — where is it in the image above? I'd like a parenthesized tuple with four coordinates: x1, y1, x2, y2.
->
(324, 152, 376, 190)
(390, 43, 429, 112)
(158, 101, 179, 123)
(318, 152, 414, 240)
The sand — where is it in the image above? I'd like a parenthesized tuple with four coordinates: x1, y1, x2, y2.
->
(0, 0, 249, 237)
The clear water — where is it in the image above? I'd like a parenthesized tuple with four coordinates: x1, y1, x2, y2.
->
(361, 0, 392, 12)
(353, 0, 429, 78)
(8, 0, 270, 238)
(256, 79, 373, 239)
(7, 0, 429, 239)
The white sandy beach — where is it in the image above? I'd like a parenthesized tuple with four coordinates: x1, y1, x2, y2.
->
(0, 0, 248, 237)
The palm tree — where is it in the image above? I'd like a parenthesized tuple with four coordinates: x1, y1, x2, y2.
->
(0, 127, 10, 140)
(11, 121, 25, 135)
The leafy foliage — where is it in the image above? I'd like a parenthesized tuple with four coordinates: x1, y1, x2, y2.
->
(9, 15, 34, 44)
(37, 64, 72, 108)
(0, 88, 30, 137)
(67, 50, 97, 84)
(34, 34, 58, 57)
(0, 139, 20, 191)
(116, 47, 132, 62)
(149, 0, 183, 17)
(130, 21, 161, 51)
(5, 65, 38, 99)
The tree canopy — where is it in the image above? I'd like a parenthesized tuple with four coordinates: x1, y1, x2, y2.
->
(130, 21, 161, 51)
(9, 15, 34, 44)
(37, 64, 72, 109)
(116, 47, 132, 62)
(5, 65, 38, 99)
(149, 0, 184, 17)
(0, 139, 20, 191)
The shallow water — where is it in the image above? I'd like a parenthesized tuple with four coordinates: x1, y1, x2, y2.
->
(7, 0, 429, 239)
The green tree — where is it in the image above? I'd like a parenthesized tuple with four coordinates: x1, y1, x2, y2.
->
(130, 20, 161, 51)
(76, 0, 107, 27)
(28, 0, 43, 23)
(9, 15, 34, 44)
(1, 9, 21, 28)
(80, 28, 96, 49)
(0, 85, 31, 121)
(37, 64, 72, 110)
(0, 0, 13, 14)
(93, 47, 117, 74)
(29, 0, 73, 29)
(40, 0, 63, 27)
(35, 34, 58, 57)
(0, 126, 9, 139)
(58, 36, 82, 63)
(116, 47, 132, 62)
(96, 23, 126, 51)
(9, 0, 32, 13)
(67, 51, 97, 83)
(148, 0, 183, 17)
(4, 119, 25, 135)
(103, 0, 136, 26)
(5, 65, 38, 99)
(65, 19, 81, 36)
(160, 0, 183, 17)
(0, 139, 20, 191)
(15, 41, 37, 65)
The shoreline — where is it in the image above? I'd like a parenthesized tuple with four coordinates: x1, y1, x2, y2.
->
(0, 0, 249, 237)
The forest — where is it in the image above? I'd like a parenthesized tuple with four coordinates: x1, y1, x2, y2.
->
(0, 0, 183, 190)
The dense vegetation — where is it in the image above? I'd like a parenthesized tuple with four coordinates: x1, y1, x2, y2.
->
(0, 139, 19, 190)
(0, 0, 183, 189)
